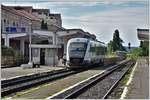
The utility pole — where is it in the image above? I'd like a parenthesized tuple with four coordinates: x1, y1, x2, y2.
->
(28, 22, 33, 67)
(53, 31, 56, 67)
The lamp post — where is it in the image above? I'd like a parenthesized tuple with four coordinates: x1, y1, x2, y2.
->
(28, 22, 33, 67)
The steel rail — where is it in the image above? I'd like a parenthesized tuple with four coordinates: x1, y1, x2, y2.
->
(62, 60, 133, 99)
(2, 69, 69, 88)
(1, 68, 82, 97)
(102, 61, 135, 99)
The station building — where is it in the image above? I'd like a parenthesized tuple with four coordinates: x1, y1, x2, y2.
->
(1, 5, 96, 66)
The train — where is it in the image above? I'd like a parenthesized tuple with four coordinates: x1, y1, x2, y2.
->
(66, 38, 107, 68)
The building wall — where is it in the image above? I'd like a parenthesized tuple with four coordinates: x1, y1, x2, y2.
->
(45, 49, 58, 65)
(47, 24, 59, 32)
(1, 7, 31, 33)
(32, 20, 41, 30)
(49, 14, 62, 27)
(32, 11, 62, 27)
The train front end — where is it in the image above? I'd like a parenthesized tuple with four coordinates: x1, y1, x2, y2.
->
(66, 38, 89, 68)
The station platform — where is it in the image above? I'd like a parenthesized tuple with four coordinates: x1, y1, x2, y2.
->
(126, 57, 149, 99)
(1, 66, 65, 80)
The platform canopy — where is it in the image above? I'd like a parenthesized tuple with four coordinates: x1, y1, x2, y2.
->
(2, 30, 53, 43)
(137, 28, 149, 41)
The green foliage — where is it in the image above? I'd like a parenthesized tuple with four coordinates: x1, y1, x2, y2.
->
(140, 41, 149, 56)
(107, 40, 113, 55)
(1, 45, 15, 56)
(2, 45, 28, 66)
(41, 19, 45, 29)
(128, 41, 149, 60)
(128, 48, 142, 60)
(44, 22, 48, 30)
(112, 29, 125, 51)
(15, 52, 25, 65)
(107, 29, 125, 55)
(41, 19, 48, 30)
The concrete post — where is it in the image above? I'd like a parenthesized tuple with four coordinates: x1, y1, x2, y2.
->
(20, 39, 25, 55)
(29, 22, 32, 63)
(4, 34, 9, 47)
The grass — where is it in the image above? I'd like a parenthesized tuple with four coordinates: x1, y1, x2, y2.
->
(12, 83, 53, 98)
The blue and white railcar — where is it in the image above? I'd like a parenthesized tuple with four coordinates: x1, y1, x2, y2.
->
(66, 38, 107, 68)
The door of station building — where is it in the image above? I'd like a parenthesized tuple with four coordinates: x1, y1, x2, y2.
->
(32, 48, 40, 64)
(40, 48, 45, 65)
(58, 44, 64, 59)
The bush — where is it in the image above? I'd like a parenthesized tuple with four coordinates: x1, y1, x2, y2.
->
(128, 48, 142, 60)
(1, 45, 15, 56)
(15, 52, 24, 65)
(2, 45, 28, 66)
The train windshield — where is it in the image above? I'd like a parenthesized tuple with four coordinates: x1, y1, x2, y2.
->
(69, 42, 87, 58)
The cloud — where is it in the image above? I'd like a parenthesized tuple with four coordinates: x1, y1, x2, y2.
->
(62, 6, 148, 46)
(2, 0, 148, 46)
(2, 0, 148, 2)
(2, 0, 148, 6)
(2, 2, 51, 8)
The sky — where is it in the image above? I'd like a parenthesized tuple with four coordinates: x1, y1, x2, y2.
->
(2, 0, 149, 47)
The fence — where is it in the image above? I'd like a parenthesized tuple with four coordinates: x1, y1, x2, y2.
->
(1, 56, 29, 68)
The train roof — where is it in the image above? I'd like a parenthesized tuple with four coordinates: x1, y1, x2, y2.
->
(68, 38, 106, 46)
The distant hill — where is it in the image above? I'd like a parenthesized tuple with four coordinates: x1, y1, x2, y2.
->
(124, 46, 138, 52)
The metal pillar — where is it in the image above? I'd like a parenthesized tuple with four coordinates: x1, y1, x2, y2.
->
(28, 22, 33, 67)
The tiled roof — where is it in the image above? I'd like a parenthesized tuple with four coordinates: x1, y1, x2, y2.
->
(2, 5, 28, 19)
(2, 5, 41, 21)
(17, 10, 41, 21)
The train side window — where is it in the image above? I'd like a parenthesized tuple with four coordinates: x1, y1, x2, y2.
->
(90, 44, 93, 52)
(95, 46, 100, 55)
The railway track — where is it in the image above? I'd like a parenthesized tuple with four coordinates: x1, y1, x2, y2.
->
(1, 68, 83, 97)
(2, 60, 129, 98)
(2, 64, 109, 97)
(50, 59, 134, 99)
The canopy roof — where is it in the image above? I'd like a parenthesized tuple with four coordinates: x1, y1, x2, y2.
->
(137, 28, 149, 41)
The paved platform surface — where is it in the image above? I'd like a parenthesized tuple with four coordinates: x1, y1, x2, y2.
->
(1, 66, 65, 80)
(126, 57, 149, 99)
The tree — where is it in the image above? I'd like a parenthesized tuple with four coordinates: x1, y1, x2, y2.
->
(41, 19, 45, 29)
(44, 22, 48, 30)
(41, 19, 48, 30)
(107, 40, 113, 54)
(130, 48, 142, 60)
(140, 41, 149, 56)
(112, 29, 125, 51)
